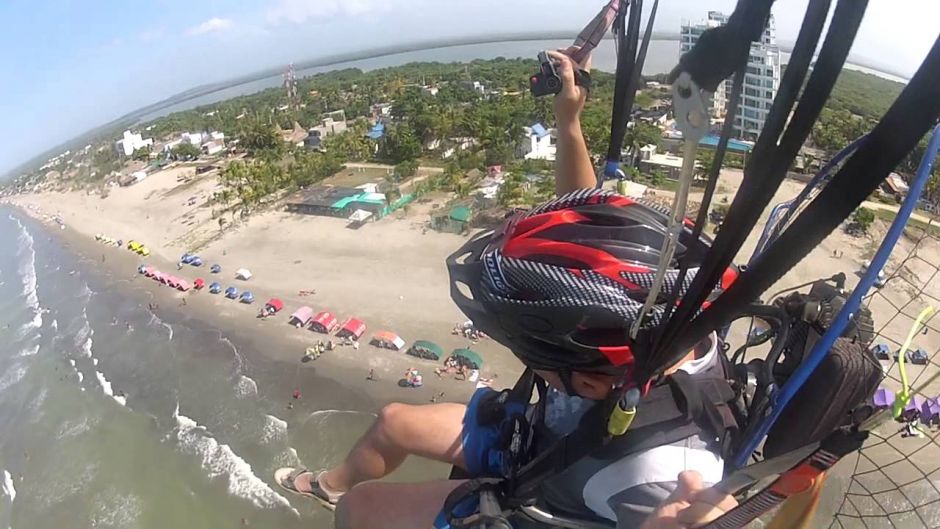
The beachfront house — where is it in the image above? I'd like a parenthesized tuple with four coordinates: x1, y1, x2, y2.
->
(637, 144, 700, 180)
(520, 123, 556, 162)
(115, 130, 154, 157)
(285, 185, 389, 221)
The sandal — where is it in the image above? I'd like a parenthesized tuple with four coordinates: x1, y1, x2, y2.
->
(274, 468, 343, 510)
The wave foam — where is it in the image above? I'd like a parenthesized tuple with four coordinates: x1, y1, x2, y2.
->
(261, 414, 288, 444)
(2, 469, 15, 502)
(95, 371, 126, 406)
(235, 375, 258, 398)
(0, 363, 27, 394)
(56, 416, 97, 440)
(91, 487, 141, 528)
(17, 344, 39, 357)
(76, 371, 84, 384)
(173, 408, 296, 513)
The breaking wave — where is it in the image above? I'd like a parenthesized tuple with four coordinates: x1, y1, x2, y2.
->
(261, 414, 288, 444)
(16, 343, 39, 357)
(12, 217, 40, 329)
(2, 469, 15, 502)
(0, 363, 27, 395)
(95, 370, 126, 406)
(235, 375, 258, 398)
(172, 405, 296, 513)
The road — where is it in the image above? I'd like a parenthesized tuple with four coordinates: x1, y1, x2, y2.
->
(860, 200, 935, 225)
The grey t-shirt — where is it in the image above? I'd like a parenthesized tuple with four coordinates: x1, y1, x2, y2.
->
(531, 333, 725, 528)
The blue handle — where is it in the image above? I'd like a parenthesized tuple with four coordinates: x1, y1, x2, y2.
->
(732, 123, 940, 468)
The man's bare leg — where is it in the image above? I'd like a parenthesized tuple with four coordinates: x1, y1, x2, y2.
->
(335, 480, 464, 529)
(290, 402, 468, 495)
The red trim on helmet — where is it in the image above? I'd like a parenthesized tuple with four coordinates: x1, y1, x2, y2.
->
(502, 238, 650, 289)
(599, 344, 634, 367)
(511, 209, 590, 239)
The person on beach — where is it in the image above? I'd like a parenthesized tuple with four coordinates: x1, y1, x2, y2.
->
(274, 49, 738, 529)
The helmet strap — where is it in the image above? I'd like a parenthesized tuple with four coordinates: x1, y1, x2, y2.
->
(559, 369, 580, 398)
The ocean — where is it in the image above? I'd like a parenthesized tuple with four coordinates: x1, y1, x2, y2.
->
(0, 209, 441, 529)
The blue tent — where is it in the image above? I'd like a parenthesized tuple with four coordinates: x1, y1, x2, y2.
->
(871, 343, 890, 360)
(181, 254, 195, 265)
(208, 282, 222, 294)
(225, 286, 238, 299)
(210, 264, 222, 274)
(191, 257, 204, 267)
(239, 291, 255, 304)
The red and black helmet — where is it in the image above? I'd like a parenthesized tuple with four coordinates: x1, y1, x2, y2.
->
(447, 188, 735, 383)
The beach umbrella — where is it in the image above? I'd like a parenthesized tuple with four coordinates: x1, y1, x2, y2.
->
(181, 253, 194, 264)
(905, 395, 926, 420)
(407, 340, 442, 360)
(289, 306, 314, 328)
(210, 264, 222, 274)
(209, 282, 222, 294)
(225, 286, 239, 299)
(235, 268, 252, 280)
(264, 298, 284, 313)
(451, 348, 483, 369)
(338, 318, 367, 340)
(177, 279, 191, 292)
(872, 387, 894, 410)
(871, 343, 890, 360)
(194, 278, 206, 289)
(372, 331, 406, 351)
(310, 311, 338, 334)
(921, 397, 940, 425)
(239, 291, 255, 304)
(191, 257, 204, 267)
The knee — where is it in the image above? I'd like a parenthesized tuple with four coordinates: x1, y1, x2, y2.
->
(375, 402, 408, 440)
(335, 483, 379, 529)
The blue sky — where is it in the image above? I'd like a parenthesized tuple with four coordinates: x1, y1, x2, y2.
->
(1, 0, 937, 176)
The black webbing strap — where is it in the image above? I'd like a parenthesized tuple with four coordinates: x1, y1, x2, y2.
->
(605, 0, 643, 164)
(670, 0, 773, 92)
(699, 428, 867, 529)
(671, 35, 940, 358)
(651, 0, 869, 371)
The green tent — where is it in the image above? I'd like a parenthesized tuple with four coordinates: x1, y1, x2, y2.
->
(451, 348, 483, 369)
(408, 340, 443, 361)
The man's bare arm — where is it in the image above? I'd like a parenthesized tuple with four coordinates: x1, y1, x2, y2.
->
(549, 49, 596, 194)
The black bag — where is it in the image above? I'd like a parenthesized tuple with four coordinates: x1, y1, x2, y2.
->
(763, 336, 881, 459)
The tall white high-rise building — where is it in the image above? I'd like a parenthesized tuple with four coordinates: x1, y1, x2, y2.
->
(680, 11, 780, 141)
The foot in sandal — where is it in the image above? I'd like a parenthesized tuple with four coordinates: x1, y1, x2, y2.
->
(274, 468, 344, 509)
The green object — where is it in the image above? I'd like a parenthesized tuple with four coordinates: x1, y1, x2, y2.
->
(408, 340, 442, 360)
(449, 206, 472, 223)
(451, 348, 483, 369)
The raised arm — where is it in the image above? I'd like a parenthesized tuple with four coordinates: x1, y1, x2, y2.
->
(549, 49, 597, 195)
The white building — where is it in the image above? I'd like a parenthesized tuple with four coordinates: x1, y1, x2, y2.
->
(681, 11, 780, 141)
(115, 130, 154, 157)
(182, 132, 204, 146)
(521, 123, 556, 162)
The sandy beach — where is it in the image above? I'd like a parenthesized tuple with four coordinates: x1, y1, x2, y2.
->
(10, 162, 940, 403)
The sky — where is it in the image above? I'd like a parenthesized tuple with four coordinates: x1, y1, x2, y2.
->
(1, 0, 937, 176)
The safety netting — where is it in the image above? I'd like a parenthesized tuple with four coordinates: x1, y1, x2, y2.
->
(822, 222, 940, 528)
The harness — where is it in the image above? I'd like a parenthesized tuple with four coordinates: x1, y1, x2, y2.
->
(443, 362, 739, 528)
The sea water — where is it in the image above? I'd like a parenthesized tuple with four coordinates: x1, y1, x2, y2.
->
(0, 209, 428, 528)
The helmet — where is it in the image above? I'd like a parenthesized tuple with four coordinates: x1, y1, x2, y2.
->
(446, 189, 735, 383)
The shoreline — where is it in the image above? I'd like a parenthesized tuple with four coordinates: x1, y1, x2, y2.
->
(9, 202, 504, 413)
